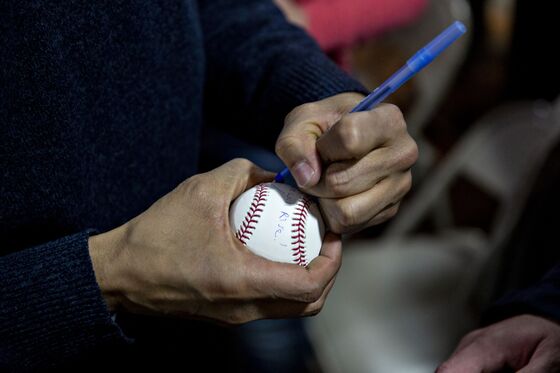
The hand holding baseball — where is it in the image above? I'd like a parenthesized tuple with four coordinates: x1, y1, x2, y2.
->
(88, 159, 342, 325)
(275, 92, 418, 234)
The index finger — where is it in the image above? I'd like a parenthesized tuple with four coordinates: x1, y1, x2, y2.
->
(316, 104, 405, 163)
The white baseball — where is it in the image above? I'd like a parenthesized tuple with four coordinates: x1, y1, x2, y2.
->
(229, 182, 325, 266)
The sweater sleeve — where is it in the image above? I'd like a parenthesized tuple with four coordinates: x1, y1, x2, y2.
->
(483, 264, 560, 325)
(197, 0, 367, 147)
(299, 0, 428, 51)
(0, 231, 128, 372)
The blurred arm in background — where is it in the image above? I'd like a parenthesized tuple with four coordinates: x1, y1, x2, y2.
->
(438, 274, 560, 372)
(439, 131, 560, 373)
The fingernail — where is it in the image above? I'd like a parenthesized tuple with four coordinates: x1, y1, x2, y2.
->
(292, 161, 315, 188)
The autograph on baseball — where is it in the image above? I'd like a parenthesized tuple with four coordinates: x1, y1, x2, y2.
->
(230, 182, 325, 266)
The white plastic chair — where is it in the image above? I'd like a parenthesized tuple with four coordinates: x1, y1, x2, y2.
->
(308, 98, 560, 373)
(387, 99, 560, 237)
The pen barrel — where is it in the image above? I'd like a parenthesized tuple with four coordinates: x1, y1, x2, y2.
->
(407, 21, 466, 73)
(351, 65, 413, 113)
(407, 50, 434, 73)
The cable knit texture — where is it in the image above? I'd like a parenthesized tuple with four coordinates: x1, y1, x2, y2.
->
(0, 0, 365, 371)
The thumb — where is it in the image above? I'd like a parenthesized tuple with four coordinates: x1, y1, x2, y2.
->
(275, 94, 365, 189)
(209, 158, 274, 201)
(275, 121, 322, 189)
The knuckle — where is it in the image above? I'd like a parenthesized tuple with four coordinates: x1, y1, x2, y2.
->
(405, 171, 413, 191)
(183, 174, 208, 199)
(324, 167, 351, 196)
(307, 303, 324, 317)
(373, 205, 399, 225)
(400, 138, 419, 169)
(385, 204, 400, 220)
(386, 204, 401, 220)
(398, 172, 413, 197)
(325, 214, 344, 234)
(337, 201, 357, 230)
(299, 281, 323, 303)
(275, 134, 299, 158)
(337, 119, 362, 154)
(330, 222, 345, 235)
(182, 174, 224, 219)
(383, 104, 406, 130)
(321, 201, 350, 233)
(323, 201, 355, 234)
(228, 158, 254, 171)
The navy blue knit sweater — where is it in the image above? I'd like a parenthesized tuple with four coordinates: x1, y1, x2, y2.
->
(0, 1, 365, 370)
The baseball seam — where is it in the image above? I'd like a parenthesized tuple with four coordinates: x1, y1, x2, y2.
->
(235, 184, 268, 245)
(291, 196, 311, 266)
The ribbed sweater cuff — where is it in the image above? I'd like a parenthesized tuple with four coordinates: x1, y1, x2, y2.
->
(0, 231, 128, 371)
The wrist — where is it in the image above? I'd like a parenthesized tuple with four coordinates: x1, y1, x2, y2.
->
(88, 225, 127, 312)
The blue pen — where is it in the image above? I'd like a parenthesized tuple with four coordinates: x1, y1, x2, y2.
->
(275, 20, 467, 184)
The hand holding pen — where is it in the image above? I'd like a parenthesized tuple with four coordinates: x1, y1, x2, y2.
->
(274, 21, 466, 233)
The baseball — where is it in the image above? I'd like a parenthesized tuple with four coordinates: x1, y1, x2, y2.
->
(229, 182, 325, 266)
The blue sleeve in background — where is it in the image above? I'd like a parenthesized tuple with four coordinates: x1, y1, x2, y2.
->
(484, 265, 560, 325)
(483, 140, 560, 326)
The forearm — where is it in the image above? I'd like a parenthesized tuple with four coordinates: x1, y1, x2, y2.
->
(0, 231, 127, 371)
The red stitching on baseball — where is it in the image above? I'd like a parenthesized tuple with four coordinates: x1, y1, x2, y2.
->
(235, 184, 268, 245)
(291, 197, 311, 266)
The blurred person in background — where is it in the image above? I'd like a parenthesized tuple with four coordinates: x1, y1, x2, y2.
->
(438, 131, 560, 372)
(274, 0, 428, 56)
(274, 0, 428, 113)
(437, 1, 560, 370)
